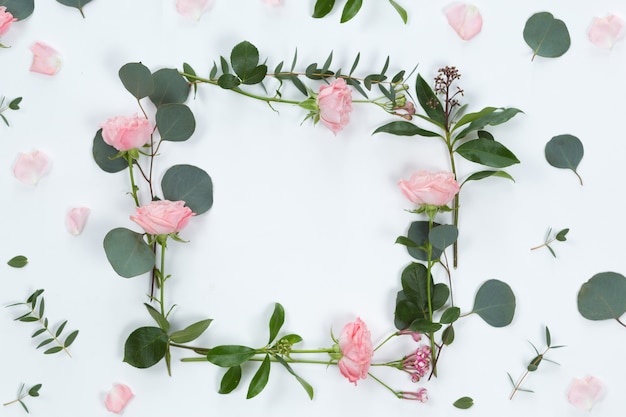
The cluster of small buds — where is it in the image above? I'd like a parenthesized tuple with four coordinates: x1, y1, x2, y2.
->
(402, 345, 432, 382)
(400, 388, 429, 402)
(392, 101, 416, 120)
(433, 66, 464, 112)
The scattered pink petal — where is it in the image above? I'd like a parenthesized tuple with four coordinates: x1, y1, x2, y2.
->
(176, 0, 214, 20)
(13, 150, 50, 185)
(588, 14, 625, 50)
(567, 376, 604, 411)
(264, 0, 282, 5)
(66, 207, 90, 236)
(444, 3, 483, 41)
(105, 384, 134, 414)
(29, 42, 61, 75)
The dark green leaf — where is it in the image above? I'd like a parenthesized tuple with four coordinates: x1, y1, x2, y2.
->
(8, 255, 28, 268)
(407, 221, 442, 261)
(409, 319, 442, 333)
(161, 164, 213, 215)
(247, 355, 271, 399)
(555, 228, 569, 241)
(373, 121, 440, 137)
(455, 108, 523, 140)
(219, 366, 242, 394)
(32, 328, 46, 338)
(231, 41, 261, 83)
(0, 0, 34, 20)
(274, 355, 314, 399)
(28, 384, 42, 397)
(123, 327, 169, 368)
(523, 12, 571, 60)
(349, 53, 360, 75)
(278, 334, 303, 345)
(38, 298, 45, 318)
(64, 330, 79, 347)
(27, 289, 43, 305)
(217, 73, 241, 89)
(268, 303, 285, 344)
(442, 325, 455, 345)
(415, 74, 445, 126)
(56, 0, 92, 17)
(206, 345, 257, 367)
(156, 103, 196, 142)
(118, 62, 154, 100)
(320, 51, 333, 74)
(1, 114, 8, 127)
(545, 326, 551, 347)
(394, 294, 420, 330)
(55, 320, 67, 337)
(182, 62, 198, 97)
(145, 303, 170, 332)
(440, 307, 461, 324)
(578, 272, 626, 321)
(455, 138, 520, 168)
(388, 0, 407, 23)
(288, 75, 307, 96)
(37, 338, 54, 349)
(19, 317, 39, 323)
(92, 129, 129, 173)
(527, 355, 542, 371)
(19, 400, 28, 412)
(400, 262, 429, 304)
(453, 396, 474, 409)
(170, 318, 213, 343)
(149, 68, 190, 107)
(8, 97, 22, 110)
(453, 107, 497, 131)
(312, 0, 335, 18)
(103, 228, 154, 278)
(545, 134, 584, 184)
(44, 346, 63, 354)
(472, 279, 516, 327)
(340, 0, 362, 23)
(395, 236, 419, 248)
(461, 170, 515, 186)
(241, 65, 267, 85)
(432, 283, 450, 310)
(429, 225, 458, 251)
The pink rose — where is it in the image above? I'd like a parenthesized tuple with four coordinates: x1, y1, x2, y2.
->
(104, 383, 134, 414)
(317, 78, 352, 134)
(101, 115, 153, 152)
(130, 200, 195, 236)
(0, 6, 16, 36)
(337, 317, 373, 385)
(398, 171, 460, 207)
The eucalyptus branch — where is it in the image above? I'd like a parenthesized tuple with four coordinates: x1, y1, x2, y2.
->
(530, 227, 569, 257)
(3, 383, 41, 414)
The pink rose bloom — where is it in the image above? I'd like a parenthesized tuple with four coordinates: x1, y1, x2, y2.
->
(0, 6, 17, 36)
(29, 42, 62, 75)
(105, 383, 134, 414)
(337, 317, 373, 385)
(176, 0, 213, 20)
(66, 207, 90, 236)
(13, 150, 50, 185)
(101, 115, 153, 152)
(130, 200, 195, 236)
(567, 376, 604, 411)
(588, 14, 625, 50)
(317, 78, 352, 134)
(445, 3, 483, 41)
(398, 171, 460, 207)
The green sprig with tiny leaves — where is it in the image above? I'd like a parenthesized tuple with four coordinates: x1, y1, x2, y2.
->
(312, 0, 408, 24)
(3, 383, 41, 414)
(0, 96, 22, 127)
(530, 227, 569, 257)
(7, 289, 79, 358)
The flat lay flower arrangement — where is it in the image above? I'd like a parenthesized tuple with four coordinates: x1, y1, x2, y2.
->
(2, 0, 626, 415)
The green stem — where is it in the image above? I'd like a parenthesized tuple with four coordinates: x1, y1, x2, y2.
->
(126, 154, 140, 207)
(159, 242, 167, 317)
(289, 348, 335, 354)
(446, 133, 460, 269)
(367, 372, 401, 398)
(373, 332, 398, 352)
(425, 216, 437, 376)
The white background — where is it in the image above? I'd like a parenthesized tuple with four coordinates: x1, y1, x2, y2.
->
(1, 1, 625, 416)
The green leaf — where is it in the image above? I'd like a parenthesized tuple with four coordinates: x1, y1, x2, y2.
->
(472, 279, 516, 327)
(395, 236, 419, 248)
(373, 121, 440, 137)
(64, 330, 79, 347)
(28, 384, 42, 397)
(340, 0, 362, 23)
(161, 164, 213, 215)
(545, 134, 584, 185)
(0, 0, 34, 20)
(206, 345, 257, 367)
(545, 326, 551, 347)
(247, 355, 271, 399)
(32, 328, 46, 338)
(8, 255, 28, 268)
(55, 320, 67, 337)
(455, 138, 520, 168)
(440, 307, 461, 324)
(523, 12, 571, 60)
(400, 262, 429, 306)
(218, 73, 241, 89)
(268, 303, 285, 344)
(278, 334, 303, 345)
(170, 318, 213, 343)
(44, 346, 63, 354)
(577, 272, 626, 321)
(219, 366, 242, 394)
(123, 327, 169, 368)
(38, 297, 45, 318)
(274, 355, 314, 399)
(527, 355, 542, 371)
(388, 0, 407, 23)
(406, 221, 443, 261)
(144, 303, 170, 332)
(149, 68, 190, 108)
(156, 103, 196, 142)
(432, 283, 450, 310)
(461, 170, 515, 187)
(37, 338, 54, 349)
(231, 41, 263, 84)
(409, 319, 442, 333)
(8, 97, 22, 110)
(453, 396, 474, 409)
(56, 0, 92, 17)
(182, 62, 198, 98)
(555, 228, 569, 242)
(415, 74, 445, 127)
(394, 294, 420, 330)
(428, 225, 458, 251)
(92, 129, 129, 173)
(103, 228, 155, 278)
(455, 108, 523, 140)
(119, 62, 154, 100)
(312, 0, 335, 18)
(442, 325, 455, 345)
(453, 107, 497, 131)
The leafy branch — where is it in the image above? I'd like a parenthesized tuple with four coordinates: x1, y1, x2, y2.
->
(0, 96, 22, 126)
(7, 289, 79, 358)
(530, 227, 569, 257)
(3, 383, 41, 413)
(312, 0, 408, 24)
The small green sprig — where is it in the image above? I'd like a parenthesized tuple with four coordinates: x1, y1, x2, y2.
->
(530, 227, 569, 257)
(7, 255, 28, 268)
(508, 326, 565, 399)
(312, 0, 408, 24)
(7, 289, 79, 358)
(3, 383, 42, 413)
(0, 96, 22, 126)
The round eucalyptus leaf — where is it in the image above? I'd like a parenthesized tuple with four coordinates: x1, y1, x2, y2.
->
(162, 165, 213, 215)
(56, 0, 92, 17)
(103, 228, 154, 278)
(92, 129, 129, 173)
(523, 12, 570, 60)
(0, 0, 34, 20)
(472, 279, 516, 327)
(545, 134, 584, 184)
(119, 62, 154, 100)
(578, 272, 626, 321)
(149, 68, 190, 108)
(429, 224, 458, 251)
(407, 221, 442, 261)
(156, 103, 196, 142)
(123, 327, 168, 368)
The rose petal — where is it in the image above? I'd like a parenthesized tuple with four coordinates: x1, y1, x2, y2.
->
(29, 42, 61, 75)
(264, 0, 282, 5)
(66, 207, 90, 236)
(13, 150, 50, 185)
(588, 14, 625, 50)
(105, 384, 134, 414)
(567, 376, 604, 411)
(176, 0, 214, 20)
(445, 3, 483, 41)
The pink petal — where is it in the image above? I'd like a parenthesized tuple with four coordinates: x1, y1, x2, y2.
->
(588, 14, 625, 50)
(176, 0, 214, 20)
(13, 150, 50, 185)
(66, 207, 90, 236)
(445, 3, 483, 41)
(264, 0, 282, 5)
(105, 384, 134, 414)
(567, 376, 604, 411)
(29, 42, 61, 75)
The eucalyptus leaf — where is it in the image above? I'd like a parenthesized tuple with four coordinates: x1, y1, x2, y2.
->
(156, 103, 196, 142)
(578, 272, 626, 321)
(429, 225, 458, 251)
(206, 345, 257, 367)
(219, 366, 242, 394)
(268, 303, 285, 344)
(373, 121, 440, 137)
(545, 134, 584, 185)
(406, 221, 442, 261)
(455, 138, 520, 168)
(119, 62, 154, 100)
(103, 228, 155, 278)
(218, 73, 241, 89)
(440, 307, 461, 324)
(0, 0, 34, 20)
(161, 164, 213, 215)
(92, 129, 129, 173)
(523, 12, 571, 60)
(8, 255, 28, 268)
(56, 0, 92, 17)
(453, 396, 474, 409)
(472, 279, 516, 327)
(149, 68, 190, 108)
(247, 355, 271, 399)
(170, 318, 213, 344)
(123, 327, 169, 368)
(231, 41, 264, 84)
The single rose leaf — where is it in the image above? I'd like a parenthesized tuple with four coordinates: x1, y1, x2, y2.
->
(206, 345, 257, 367)
(442, 325, 455, 345)
(312, 0, 335, 18)
(545, 134, 584, 185)
(156, 103, 196, 142)
(440, 306, 461, 324)
(415, 74, 445, 127)
(247, 354, 271, 399)
(8, 255, 28, 268)
(461, 170, 515, 187)
(455, 138, 520, 168)
(578, 272, 626, 321)
(0, 0, 34, 20)
(268, 302, 285, 344)
(170, 318, 213, 344)
(373, 121, 440, 137)
(340, 0, 362, 23)
(388, 0, 407, 24)
(523, 12, 571, 60)
(409, 318, 442, 333)
(394, 294, 420, 330)
(92, 129, 129, 173)
(103, 228, 155, 278)
(162, 164, 213, 215)
(407, 221, 443, 261)
(56, 0, 92, 18)
(472, 279, 516, 327)
(432, 283, 450, 310)
(429, 224, 458, 251)
(119, 62, 154, 100)
(219, 366, 242, 394)
(149, 68, 190, 108)
(400, 262, 429, 307)
(123, 327, 169, 368)
(453, 396, 474, 409)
